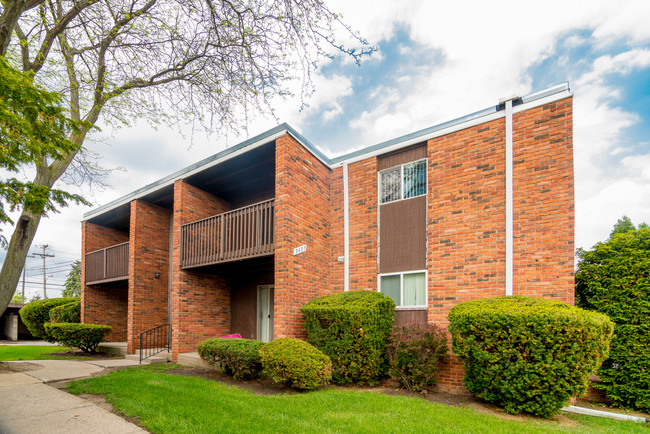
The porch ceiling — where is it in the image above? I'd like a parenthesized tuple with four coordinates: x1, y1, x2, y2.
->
(86, 142, 275, 230)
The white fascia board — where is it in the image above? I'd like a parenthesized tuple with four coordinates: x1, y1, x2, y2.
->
(331, 111, 504, 167)
(512, 89, 573, 114)
(332, 86, 572, 168)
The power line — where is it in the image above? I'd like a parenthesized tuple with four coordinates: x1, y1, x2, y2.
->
(31, 245, 55, 299)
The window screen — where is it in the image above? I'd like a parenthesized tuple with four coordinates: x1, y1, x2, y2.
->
(380, 167, 401, 204)
(403, 160, 426, 199)
(379, 159, 426, 204)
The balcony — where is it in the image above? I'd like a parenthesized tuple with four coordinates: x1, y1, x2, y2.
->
(181, 198, 274, 269)
(85, 242, 129, 285)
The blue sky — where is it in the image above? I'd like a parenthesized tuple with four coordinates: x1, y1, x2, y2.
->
(3, 0, 650, 299)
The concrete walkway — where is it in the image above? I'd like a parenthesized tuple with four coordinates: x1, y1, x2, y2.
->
(0, 358, 147, 434)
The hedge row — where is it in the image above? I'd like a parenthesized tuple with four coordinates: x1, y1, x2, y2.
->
(449, 296, 614, 417)
(19, 297, 79, 340)
(260, 338, 332, 389)
(301, 291, 395, 385)
(44, 323, 112, 353)
(198, 338, 264, 379)
(198, 337, 331, 389)
(49, 300, 81, 323)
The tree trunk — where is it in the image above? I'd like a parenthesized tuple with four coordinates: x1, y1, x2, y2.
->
(0, 129, 85, 316)
(0, 210, 43, 313)
(0, 0, 26, 56)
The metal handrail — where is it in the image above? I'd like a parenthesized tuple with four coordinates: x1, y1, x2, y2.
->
(138, 324, 171, 363)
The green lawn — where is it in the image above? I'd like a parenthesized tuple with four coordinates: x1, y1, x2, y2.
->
(0, 345, 90, 360)
(66, 365, 649, 434)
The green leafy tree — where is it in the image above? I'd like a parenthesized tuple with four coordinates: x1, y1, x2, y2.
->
(0, 56, 89, 314)
(62, 260, 81, 297)
(575, 219, 650, 411)
(610, 216, 636, 237)
(0, 0, 374, 316)
(10, 289, 23, 303)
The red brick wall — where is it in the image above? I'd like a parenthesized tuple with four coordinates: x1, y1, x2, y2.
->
(127, 200, 171, 353)
(427, 118, 507, 327)
(274, 134, 332, 339)
(329, 159, 379, 293)
(425, 118, 507, 393)
(348, 159, 379, 291)
(171, 180, 231, 359)
(512, 98, 574, 303)
(81, 222, 129, 341)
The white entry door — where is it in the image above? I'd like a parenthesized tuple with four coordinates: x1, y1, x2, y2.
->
(257, 285, 274, 343)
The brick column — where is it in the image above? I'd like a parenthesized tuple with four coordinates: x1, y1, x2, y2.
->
(127, 200, 171, 354)
(274, 134, 332, 339)
(170, 180, 231, 360)
(80, 221, 129, 341)
(512, 97, 574, 303)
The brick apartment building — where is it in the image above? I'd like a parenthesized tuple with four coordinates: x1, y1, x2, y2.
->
(81, 83, 574, 391)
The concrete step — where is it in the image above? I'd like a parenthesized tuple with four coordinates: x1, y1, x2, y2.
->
(177, 352, 212, 369)
(125, 350, 171, 365)
(97, 342, 127, 356)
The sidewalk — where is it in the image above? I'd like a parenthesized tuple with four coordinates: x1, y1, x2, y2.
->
(0, 358, 147, 434)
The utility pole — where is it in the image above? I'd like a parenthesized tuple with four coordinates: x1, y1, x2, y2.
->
(32, 245, 54, 299)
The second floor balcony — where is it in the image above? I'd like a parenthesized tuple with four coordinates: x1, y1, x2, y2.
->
(85, 242, 129, 285)
(180, 198, 275, 269)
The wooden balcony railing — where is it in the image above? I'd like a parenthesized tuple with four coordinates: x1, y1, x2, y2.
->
(85, 242, 129, 285)
(181, 199, 274, 268)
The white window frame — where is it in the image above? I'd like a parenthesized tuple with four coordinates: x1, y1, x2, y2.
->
(377, 270, 428, 309)
(378, 158, 427, 205)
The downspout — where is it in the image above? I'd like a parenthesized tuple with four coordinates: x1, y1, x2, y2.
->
(343, 162, 350, 292)
(503, 97, 515, 296)
(168, 213, 174, 324)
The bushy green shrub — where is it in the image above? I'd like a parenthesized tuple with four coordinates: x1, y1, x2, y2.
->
(49, 301, 81, 323)
(259, 338, 332, 389)
(301, 291, 395, 385)
(198, 338, 264, 379)
(19, 297, 79, 340)
(44, 323, 111, 353)
(448, 296, 613, 417)
(575, 227, 650, 411)
(386, 323, 448, 392)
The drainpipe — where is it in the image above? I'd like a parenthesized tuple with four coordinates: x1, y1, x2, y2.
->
(343, 162, 350, 292)
(501, 96, 516, 296)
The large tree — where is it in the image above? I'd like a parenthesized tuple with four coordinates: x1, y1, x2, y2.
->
(0, 0, 373, 316)
(575, 218, 650, 411)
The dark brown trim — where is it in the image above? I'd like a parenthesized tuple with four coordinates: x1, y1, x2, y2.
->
(379, 195, 426, 273)
(377, 142, 427, 170)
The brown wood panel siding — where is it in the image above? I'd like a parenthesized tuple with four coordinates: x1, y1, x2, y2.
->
(379, 196, 426, 273)
(377, 142, 427, 170)
(230, 269, 273, 339)
(394, 309, 427, 326)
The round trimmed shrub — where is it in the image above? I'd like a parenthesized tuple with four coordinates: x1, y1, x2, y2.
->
(49, 301, 81, 323)
(301, 290, 395, 385)
(575, 228, 650, 411)
(19, 297, 79, 340)
(386, 323, 448, 392)
(198, 338, 264, 379)
(44, 323, 111, 353)
(259, 338, 332, 389)
(448, 296, 613, 417)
